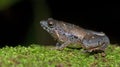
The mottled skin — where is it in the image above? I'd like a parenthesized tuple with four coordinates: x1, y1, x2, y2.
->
(40, 18, 110, 53)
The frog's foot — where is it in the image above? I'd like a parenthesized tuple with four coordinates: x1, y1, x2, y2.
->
(101, 52, 106, 57)
(49, 47, 57, 50)
(84, 48, 106, 59)
(49, 46, 63, 50)
(55, 42, 63, 50)
(55, 47, 64, 51)
(94, 51, 106, 59)
(56, 42, 61, 48)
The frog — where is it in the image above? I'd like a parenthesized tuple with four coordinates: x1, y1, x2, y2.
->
(40, 18, 110, 54)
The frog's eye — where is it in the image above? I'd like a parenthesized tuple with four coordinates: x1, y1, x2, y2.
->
(48, 21, 54, 27)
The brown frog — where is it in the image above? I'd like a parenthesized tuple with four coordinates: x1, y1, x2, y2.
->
(40, 18, 110, 54)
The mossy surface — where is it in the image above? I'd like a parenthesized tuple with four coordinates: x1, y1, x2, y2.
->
(0, 44, 119, 67)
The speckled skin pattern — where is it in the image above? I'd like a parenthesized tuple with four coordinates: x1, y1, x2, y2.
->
(40, 18, 110, 52)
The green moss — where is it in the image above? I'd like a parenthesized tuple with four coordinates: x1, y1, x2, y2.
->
(0, 44, 120, 67)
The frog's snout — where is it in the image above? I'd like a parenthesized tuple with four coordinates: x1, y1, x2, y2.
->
(40, 21, 48, 30)
(40, 21, 46, 26)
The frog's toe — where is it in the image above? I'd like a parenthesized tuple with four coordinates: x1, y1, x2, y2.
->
(56, 42, 61, 47)
(55, 46, 64, 50)
(56, 48, 64, 51)
(49, 47, 57, 50)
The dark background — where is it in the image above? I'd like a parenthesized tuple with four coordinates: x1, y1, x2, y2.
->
(47, 1, 120, 43)
(0, 0, 119, 47)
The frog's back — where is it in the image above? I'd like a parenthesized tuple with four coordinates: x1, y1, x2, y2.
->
(58, 21, 87, 40)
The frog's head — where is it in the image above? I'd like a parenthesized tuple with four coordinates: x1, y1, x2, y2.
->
(40, 18, 59, 34)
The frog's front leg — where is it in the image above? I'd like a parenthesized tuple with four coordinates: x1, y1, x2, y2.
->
(56, 41, 71, 50)
(56, 42, 61, 48)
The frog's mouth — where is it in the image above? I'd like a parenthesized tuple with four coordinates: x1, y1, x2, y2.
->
(40, 21, 52, 32)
